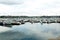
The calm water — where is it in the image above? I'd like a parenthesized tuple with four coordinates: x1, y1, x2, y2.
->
(0, 23, 60, 40)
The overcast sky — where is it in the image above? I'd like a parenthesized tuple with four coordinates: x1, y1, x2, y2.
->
(0, 0, 60, 16)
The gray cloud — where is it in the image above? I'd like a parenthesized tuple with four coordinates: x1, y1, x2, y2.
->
(0, 0, 24, 5)
(0, 2, 22, 5)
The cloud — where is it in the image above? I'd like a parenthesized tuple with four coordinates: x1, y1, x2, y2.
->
(0, 0, 23, 5)
(0, 0, 60, 16)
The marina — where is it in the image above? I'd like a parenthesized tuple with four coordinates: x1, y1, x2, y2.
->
(0, 17, 60, 27)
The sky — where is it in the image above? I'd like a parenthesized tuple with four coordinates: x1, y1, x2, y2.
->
(0, 0, 60, 16)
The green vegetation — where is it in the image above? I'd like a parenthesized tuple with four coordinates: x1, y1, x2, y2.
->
(0, 16, 60, 18)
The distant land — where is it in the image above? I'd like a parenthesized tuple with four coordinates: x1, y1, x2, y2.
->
(0, 16, 60, 18)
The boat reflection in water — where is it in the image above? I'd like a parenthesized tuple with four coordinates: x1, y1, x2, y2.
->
(0, 23, 60, 40)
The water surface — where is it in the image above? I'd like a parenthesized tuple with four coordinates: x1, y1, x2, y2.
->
(0, 23, 60, 40)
